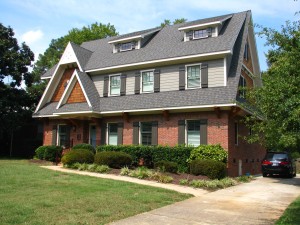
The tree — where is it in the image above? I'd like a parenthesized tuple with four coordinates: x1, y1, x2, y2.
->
(28, 22, 118, 109)
(0, 23, 35, 155)
(160, 18, 187, 27)
(245, 20, 300, 152)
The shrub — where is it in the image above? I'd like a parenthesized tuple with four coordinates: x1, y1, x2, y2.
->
(35, 146, 48, 160)
(34, 145, 62, 162)
(128, 167, 153, 179)
(94, 151, 132, 169)
(78, 163, 89, 171)
(179, 179, 189, 185)
(154, 160, 178, 173)
(61, 149, 94, 165)
(94, 165, 110, 173)
(44, 146, 63, 162)
(120, 167, 131, 176)
(190, 159, 226, 179)
(151, 172, 173, 183)
(72, 143, 95, 153)
(96, 145, 194, 172)
(188, 144, 228, 163)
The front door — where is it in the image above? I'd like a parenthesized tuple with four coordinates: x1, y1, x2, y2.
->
(89, 125, 97, 147)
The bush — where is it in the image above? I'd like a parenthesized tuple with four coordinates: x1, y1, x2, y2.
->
(128, 167, 152, 179)
(154, 160, 178, 173)
(94, 151, 132, 168)
(190, 159, 226, 179)
(34, 145, 62, 162)
(188, 144, 228, 163)
(61, 149, 94, 165)
(151, 172, 173, 183)
(96, 145, 194, 172)
(35, 146, 48, 160)
(72, 143, 95, 153)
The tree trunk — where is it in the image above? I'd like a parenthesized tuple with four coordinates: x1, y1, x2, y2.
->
(9, 130, 13, 157)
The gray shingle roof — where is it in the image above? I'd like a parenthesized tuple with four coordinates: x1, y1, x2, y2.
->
(35, 11, 252, 116)
(70, 42, 93, 69)
(40, 64, 58, 79)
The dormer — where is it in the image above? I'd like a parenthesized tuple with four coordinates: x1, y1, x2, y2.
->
(108, 28, 161, 53)
(178, 15, 232, 42)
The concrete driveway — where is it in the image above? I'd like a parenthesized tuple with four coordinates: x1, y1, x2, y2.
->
(110, 175, 300, 225)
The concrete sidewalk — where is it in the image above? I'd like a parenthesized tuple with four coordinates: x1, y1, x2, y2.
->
(42, 166, 208, 196)
(110, 175, 300, 225)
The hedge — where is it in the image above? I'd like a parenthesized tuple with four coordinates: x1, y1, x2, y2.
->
(94, 151, 132, 168)
(154, 160, 178, 173)
(190, 159, 226, 179)
(34, 145, 63, 162)
(61, 149, 94, 165)
(72, 143, 95, 153)
(96, 145, 194, 172)
(188, 144, 228, 163)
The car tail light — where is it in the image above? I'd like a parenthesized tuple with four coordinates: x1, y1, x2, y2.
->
(262, 160, 272, 165)
(279, 161, 290, 165)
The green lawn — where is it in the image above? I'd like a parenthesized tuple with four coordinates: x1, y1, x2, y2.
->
(276, 196, 300, 225)
(0, 160, 191, 225)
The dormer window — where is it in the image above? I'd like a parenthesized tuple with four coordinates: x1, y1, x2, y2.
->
(193, 29, 208, 39)
(120, 42, 134, 52)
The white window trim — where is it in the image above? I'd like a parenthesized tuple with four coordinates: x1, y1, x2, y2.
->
(192, 29, 208, 40)
(108, 74, 121, 96)
(57, 124, 66, 146)
(89, 124, 96, 145)
(120, 42, 133, 52)
(185, 119, 201, 146)
(185, 63, 202, 89)
(107, 122, 118, 145)
(140, 69, 155, 93)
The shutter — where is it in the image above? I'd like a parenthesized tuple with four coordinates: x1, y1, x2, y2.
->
(151, 121, 158, 145)
(178, 120, 185, 145)
(201, 64, 208, 88)
(65, 126, 71, 148)
(179, 66, 186, 90)
(154, 69, 160, 93)
(103, 76, 109, 97)
(120, 74, 127, 96)
(101, 123, 107, 145)
(134, 72, 140, 94)
(117, 122, 123, 145)
(200, 119, 208, 145)
(207, 27, 212, 37)
(52, 125, 57, 145)
(132, 122, 140, 144)
(187, 31, 193, 40)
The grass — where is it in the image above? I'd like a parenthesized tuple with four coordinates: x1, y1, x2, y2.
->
(0, 160, 191, 225)
(276, 196, 300, 225)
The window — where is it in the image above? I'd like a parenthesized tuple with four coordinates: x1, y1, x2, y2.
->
(58, 125, 68, 147)
(193, 29, 208, 39)
(244, 43, 249, 60)
(234, 122, 238, 145)
(89, 125, 97, 147)
(108, 123, 118, 145)
(140, 122, 152, 145)
(141, 70, 154, 92)
(186, 120, 201, 146)
(110, 75, 121, 95)
(239, 75, 247, 98)
(120, 42, 133, 51)
(187, 65, 201, 88)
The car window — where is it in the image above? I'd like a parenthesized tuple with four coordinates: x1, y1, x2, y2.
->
(266, 153, 288, 161)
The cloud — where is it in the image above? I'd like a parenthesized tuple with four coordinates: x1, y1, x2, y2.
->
(21, 29, 44, 45)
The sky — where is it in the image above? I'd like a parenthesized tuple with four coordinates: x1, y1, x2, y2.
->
(1, 0, 300, 72)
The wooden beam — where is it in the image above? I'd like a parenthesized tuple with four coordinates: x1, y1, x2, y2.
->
(123, 112, 130, 123)
(163, 110, 170, 121)
(214, 107, 221, 119)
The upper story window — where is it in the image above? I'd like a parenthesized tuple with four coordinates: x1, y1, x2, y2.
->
(193, 29, 208, 39)
(141, 70, 154, 92)
(120, 42, 133, 52)
(244, 42, 249, 60)
(187, 65, 201, 88)
(110, 75, 121, 95)
(239, 75, 247, 98)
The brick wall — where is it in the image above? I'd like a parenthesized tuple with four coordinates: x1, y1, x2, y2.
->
(66, 80, 86, 103)
(51, 68, 75, 102)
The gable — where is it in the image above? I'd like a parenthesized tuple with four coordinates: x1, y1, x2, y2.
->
(243, 38, 254, 73)
(66, 80, 87, 103)
(51, 68, 75, 102)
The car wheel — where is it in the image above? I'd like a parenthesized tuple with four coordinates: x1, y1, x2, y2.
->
(293, 171, 296, 177)
(263, 173, 267, 177)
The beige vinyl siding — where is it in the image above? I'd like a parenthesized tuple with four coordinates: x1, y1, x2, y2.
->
(91, 58, 225, 97)
(207, 59, 224, 87)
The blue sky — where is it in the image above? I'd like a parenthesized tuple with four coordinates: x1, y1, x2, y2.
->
(1, 0, 300, 72)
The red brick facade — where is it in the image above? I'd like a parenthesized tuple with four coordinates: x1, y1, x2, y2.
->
(43, 110, 266, 177)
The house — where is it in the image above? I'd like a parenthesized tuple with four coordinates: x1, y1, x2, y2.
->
(33, 10, 265, 176)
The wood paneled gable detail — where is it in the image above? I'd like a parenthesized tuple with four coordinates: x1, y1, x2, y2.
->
(51, 68, 75, 102)
(66, 80, 87, 103)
